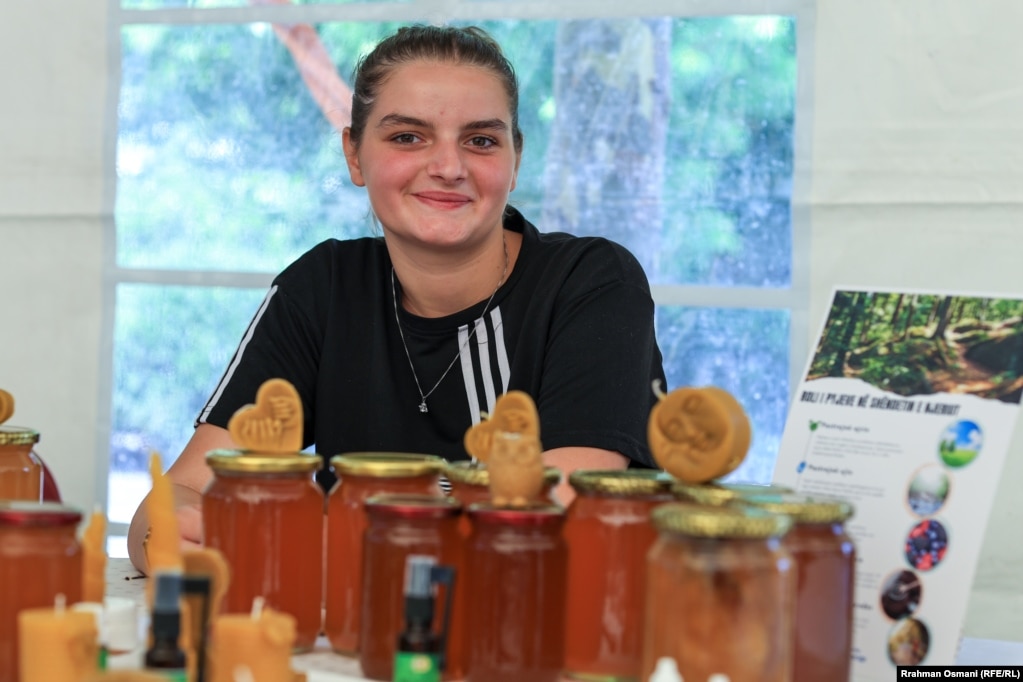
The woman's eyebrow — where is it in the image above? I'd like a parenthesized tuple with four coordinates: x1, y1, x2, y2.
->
(375, 114, 509, 134)
(376, 113, 429, 129)
(464, 118, 509, 133)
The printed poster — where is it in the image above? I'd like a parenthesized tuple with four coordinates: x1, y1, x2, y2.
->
(774, 288, 1023, 680)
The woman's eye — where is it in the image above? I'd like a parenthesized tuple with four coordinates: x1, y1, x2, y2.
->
(467, 136, 496, 149)
(391, 133, 420, 144)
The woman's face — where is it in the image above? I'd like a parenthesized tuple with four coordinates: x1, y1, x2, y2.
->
(343, 60, 521, 251)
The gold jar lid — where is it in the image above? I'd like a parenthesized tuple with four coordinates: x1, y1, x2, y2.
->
(331, 452, 445, 478)
(0, 426, 40, 447)
(569, 469, 673, 497)
(742, 493, 855, 524)
(207, 449, 322, 474)
(672, 480, 793, 506)
(445, 460, 561, 487)
(651, 502, 791, 539)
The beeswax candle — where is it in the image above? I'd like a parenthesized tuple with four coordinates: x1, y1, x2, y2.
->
(82, 508, 108, 603)
(18, 595, 99, 682)
(209, 598, 296, 682)
(146, 453, 182, 575)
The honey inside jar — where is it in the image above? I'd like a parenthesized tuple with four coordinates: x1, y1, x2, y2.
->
(359, 494, 463, 681)
(0, 426, 43, 502)
(0, 502, 83, 682)
(202, 450, 324, 651)
(742, 493, 856, 682)
(464, 503, 567, 682)
(563, 469, 673, 682)
(324, 452, 445, 655)
(641, 503, 795, 682)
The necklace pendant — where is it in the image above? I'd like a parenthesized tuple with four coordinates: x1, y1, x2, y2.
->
(418, 400, 429, 413)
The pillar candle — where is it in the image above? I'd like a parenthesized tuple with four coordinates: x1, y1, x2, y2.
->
(146, 453, 183, 576)
(208, 598, 296, 682)
(81, 508, 107, 603)
(18, 596, 99, 682)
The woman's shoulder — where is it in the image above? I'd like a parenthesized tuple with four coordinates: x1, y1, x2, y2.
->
(276, 236, 388, 286)
(511, 209, 648, 286)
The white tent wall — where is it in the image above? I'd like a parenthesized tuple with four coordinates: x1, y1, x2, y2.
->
(1, 0, 1020, 640)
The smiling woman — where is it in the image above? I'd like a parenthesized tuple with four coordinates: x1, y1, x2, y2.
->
(125, 24, 667, 571)
(110, 10, 800, 552)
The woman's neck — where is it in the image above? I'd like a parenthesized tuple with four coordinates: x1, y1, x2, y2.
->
(390, 230, 521, 318)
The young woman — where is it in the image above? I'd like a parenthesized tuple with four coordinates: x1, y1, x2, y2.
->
(127, 25, 665, 571)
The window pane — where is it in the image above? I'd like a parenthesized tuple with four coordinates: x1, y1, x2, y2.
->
(108, 284, 266, 523)
(117, 17, 795, 284)
(123, 0, 407, 8)
(657, 306, 790, 483)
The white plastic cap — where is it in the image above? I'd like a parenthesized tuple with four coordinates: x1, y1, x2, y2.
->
(649, 657, 684, 682)
(707, 675, 732, 682)
(103, 596, 140, 652)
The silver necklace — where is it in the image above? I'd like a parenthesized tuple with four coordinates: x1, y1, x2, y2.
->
(392, 237, 509, 413)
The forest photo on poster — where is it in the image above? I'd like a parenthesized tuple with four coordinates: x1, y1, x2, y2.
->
(808, 290, 1023, 404)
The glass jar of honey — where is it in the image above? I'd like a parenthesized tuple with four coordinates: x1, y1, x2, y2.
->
(202, 450, 324, 651)
(0, 426, 43, 501)
(563, 469, 673, 681)
(359, 494, 463, 682)
(325, 452, 446, 655)
(641, 503, 795, 682)
(743, 493, 856, 682)
(464, 503, 567, 682)
(0, 501, 83, 682)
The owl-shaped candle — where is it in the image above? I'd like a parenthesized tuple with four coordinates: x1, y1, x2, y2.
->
(647, 381, 751, 483)
(464, 391, 545, 507)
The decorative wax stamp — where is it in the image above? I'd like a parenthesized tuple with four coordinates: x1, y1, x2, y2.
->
(647, 381, 751, 483)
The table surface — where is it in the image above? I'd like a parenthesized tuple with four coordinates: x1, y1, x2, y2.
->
(105, 558, 1023, 681)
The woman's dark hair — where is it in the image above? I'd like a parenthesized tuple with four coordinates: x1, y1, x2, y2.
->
(348, 25, 523, 152)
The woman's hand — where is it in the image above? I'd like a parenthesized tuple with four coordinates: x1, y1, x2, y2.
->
(126, 423, 237, 573)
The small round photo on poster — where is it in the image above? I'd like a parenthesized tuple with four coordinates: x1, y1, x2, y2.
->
(938, 419, 982, 468)
(879, 569, 922, 620)
(906, 464, 951, 517)
(887, 617, 930, 666)
(904, 518, 949, 572)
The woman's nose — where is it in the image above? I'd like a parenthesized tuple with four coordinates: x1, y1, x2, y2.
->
(426, 140, 466, 181)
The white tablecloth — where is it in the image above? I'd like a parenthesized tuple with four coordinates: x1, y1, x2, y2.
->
(105, 558, 1023, 681)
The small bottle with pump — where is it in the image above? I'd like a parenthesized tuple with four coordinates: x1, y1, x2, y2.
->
(393, 555, 455, 682)
(146, 570, 188, 681)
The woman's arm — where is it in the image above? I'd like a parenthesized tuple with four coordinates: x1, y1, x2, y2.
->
(543, 446, 627, 506)
(126, 423, 238, 573)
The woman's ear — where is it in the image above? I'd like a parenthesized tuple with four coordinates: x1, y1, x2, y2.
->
(342, 127, 366, 187)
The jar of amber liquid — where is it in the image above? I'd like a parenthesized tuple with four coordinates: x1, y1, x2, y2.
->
(0, 502, 83, 682)
(464, 503, 567, 682)
(325, 453, 445, 654)
(0, 426, 43, 501)
(641, 503, 794, 682)
(202, 450, 324, 651)
(359, 494, 463, 682)
(564, 470, 673, 681)
(445, 461, 561, 534)
(743, 493, 856, 682)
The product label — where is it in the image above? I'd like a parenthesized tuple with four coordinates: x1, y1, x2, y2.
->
(393, 652, 441, 681)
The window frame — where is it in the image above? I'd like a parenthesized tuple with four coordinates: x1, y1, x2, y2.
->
(99, 0, 815, 539)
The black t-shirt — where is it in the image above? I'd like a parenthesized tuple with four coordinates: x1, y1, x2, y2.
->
(198, 207, 665, 487)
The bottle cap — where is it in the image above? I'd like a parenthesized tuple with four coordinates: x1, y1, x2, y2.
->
(648, 657, 684, 682)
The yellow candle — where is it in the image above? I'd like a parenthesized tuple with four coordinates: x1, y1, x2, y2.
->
(18, 596, 99, 682)
(146, 453, 182, 575)
(81, 508, 107, 603)
(209, 598, 296, 682)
